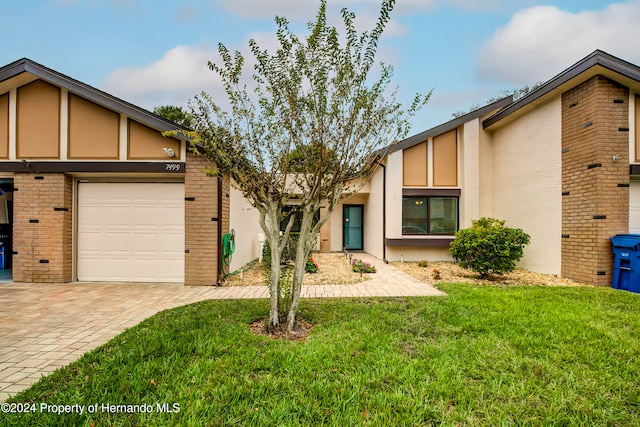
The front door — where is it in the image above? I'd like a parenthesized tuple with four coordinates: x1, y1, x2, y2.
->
(343, 205, 363, 250)
(0, 179, 13, 282)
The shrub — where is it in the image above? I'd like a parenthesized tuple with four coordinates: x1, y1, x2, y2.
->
(417, 260, 429, 268)
(281, 233, 299, 264)
(449, 217, 530, 278)
(351, 259, 376, 276)
(306, 256, 319, 273)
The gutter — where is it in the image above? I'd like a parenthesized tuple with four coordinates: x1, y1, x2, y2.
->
(216, 174, 224, 285)
(377, 161, 387, 263)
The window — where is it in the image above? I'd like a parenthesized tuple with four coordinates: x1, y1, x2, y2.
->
(280, 206, 320, 233)
(402, 196, 458, 235)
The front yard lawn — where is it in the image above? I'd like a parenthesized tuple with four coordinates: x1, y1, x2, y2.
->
(4, 284, 640, 426)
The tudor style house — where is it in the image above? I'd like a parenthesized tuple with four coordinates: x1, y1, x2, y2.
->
(0, 58, 229, 285)
(230, 50, 640, 287)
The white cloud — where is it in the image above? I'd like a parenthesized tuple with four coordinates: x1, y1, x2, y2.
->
(215, 0, 434, 20)
(442, 0, 538, 12)
(101, 44, 224, 109)
(429, 88, 494, 111)
(175, 5, 197, 22)
(100, 10, 406, 111)
(101, 30, 290, 110)
(477, 2, 640, 85)
(214, 0, 433, 37)
(100, 2, 405, 111)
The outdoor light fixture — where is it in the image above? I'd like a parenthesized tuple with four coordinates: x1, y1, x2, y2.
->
(163, 148, 176, 158)
(414, 200, 424, 205)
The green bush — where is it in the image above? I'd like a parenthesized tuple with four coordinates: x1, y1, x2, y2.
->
(351, 258, 376, 276)
(306, 256, 319, 273)
(449, 217, 530, 278)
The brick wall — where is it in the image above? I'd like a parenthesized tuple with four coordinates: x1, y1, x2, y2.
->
(561, 76, 629, 285)
(13, 173, 73, 282)
(184, 154, 229, 285)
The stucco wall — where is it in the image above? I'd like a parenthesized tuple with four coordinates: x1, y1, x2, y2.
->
(386, 151, 403, 239)
(491, 96, 562, 274)
(364, 166, 384, 259)
(386, 247, 452, 262)
(229, 186, 262, 271)
(328, 192, 374, 253)
(461, 119, 480, 227)
(479, 119, 495, 218)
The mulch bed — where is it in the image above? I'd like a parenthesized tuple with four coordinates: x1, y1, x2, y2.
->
(224, 252, 588, 288)
(250, 319, 314, 341)
(223, 252, 368, 287)
(392, 260, 589, 287)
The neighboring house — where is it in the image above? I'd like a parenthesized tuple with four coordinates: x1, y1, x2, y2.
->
(0, 58, 230, 285)
(235, 49, 640, 287)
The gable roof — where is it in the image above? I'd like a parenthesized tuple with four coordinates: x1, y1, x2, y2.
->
(0, 58, 187, 133)
(483, 50, 640, 129)
(381, 95, 513, 155)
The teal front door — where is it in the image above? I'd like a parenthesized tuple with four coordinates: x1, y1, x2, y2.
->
(343, 205, 363, 250)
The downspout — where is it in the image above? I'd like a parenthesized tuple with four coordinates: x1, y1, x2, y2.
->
(216, 174, 224, 285)
(378, 161, 387, 263)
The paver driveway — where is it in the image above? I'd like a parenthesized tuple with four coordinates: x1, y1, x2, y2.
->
(0, 253, 444, 401)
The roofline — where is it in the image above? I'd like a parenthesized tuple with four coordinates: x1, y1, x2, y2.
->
(0, 58, 188, 133)
(380, 95, 513, 156)
(483, 50, 640, 129)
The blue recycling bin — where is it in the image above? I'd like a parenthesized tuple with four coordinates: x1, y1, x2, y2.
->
(611, 234, 640, 293)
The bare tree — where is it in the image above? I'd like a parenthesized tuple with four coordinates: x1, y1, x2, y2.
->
(188, 0, 430, 331)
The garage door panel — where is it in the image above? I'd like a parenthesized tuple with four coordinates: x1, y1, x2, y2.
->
(77, 182, 185, 282)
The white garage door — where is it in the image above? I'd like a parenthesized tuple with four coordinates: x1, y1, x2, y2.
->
(77, 182, 184, 282)
(630, 180, 640, 234)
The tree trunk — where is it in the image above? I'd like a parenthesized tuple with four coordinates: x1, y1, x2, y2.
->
(268, 257, 281, 329)
(259, 201, 297, 331)
(258, 204, 285, 330)
(286, 207, 315, 331)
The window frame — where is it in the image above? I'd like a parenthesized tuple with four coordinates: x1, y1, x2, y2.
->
(401, 189, 460, 236)
(280, 206, 320, 233)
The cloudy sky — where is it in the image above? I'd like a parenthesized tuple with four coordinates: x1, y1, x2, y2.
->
(1, 0, 637, 132)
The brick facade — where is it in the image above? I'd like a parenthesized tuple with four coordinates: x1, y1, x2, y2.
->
(13, 173, 73, 282)
(561, 76, 630, 285)
(184, 153, 229, 285)
(9, 155, 231, 285)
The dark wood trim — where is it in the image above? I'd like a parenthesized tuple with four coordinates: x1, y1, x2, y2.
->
(630, 164, 640, 175)
(385, 237, 453, 248)
(402, 188, 461, 197)
(0, 161, 185, 173)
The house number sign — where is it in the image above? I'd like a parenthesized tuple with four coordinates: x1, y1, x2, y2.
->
(165, 163, 182, 172)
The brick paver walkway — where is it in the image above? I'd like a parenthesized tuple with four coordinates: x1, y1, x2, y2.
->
(0, 253, 444, 401)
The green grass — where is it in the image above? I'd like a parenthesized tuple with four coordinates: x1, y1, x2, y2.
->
(4, 284, 640, 426)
